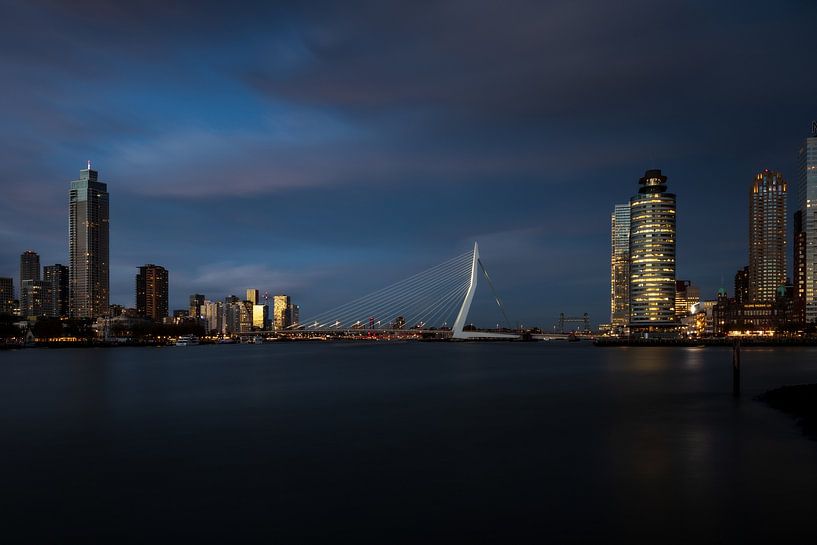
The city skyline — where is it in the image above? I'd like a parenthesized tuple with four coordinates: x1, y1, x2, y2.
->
(1, 2, 817, 327)
(5, 131, 817, 328)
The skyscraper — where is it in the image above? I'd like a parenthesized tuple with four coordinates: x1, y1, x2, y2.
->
(224, 295, 241, 335)
(136, 264, 169, 321)
(675, 280, 700, 319)
(610, 204, 630, 329)
(246, 289, 259, 305)
(202, 300, 224, 334)
(749, 169, 787, 302)
(291, 304, 300, 328)
(272, 294, 291, 330)
(798, 122, 817, 324)
(629, 169, 676, 328)
(735, 266, 750, 305)
(239, 300, 254, 333)
(0, 277, 15, 315)
(794, 210, 807, 324)
(253, 304, 268, 329)
(69, 163, 109, 318)
(21, 280, 53, 318)
(189, 293, 205, 320)
(44, 264, 69, 318)
(19, 250, 40, 296)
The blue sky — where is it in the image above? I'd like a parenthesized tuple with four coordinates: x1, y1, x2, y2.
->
(1, 0, 816, 328)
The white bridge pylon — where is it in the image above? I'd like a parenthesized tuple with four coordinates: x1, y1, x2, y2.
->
(291, 242, 518, 339)
(452, 242, 518, 339)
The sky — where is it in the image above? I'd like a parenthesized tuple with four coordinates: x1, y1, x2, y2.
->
(1, 0, 816, 328)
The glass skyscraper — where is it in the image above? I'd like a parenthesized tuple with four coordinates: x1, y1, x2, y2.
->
(610, 203, 630, 328)
(798, 124, 817, 324)
(628, 169, 676, 328)
(273, 294, 291, 330)
(69, 163, 109, 318)
(19, 250, 40, 296)
(748, 170, 787, 303)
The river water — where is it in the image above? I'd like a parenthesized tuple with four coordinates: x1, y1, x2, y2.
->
(1, 342, 816, 543)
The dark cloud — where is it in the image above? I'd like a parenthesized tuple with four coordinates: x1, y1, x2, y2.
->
(0, 0, 815, 325)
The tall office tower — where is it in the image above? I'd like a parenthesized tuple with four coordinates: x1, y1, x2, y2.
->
(674, 280, 700, 318)
(202, 300, 224, 334)
(189, 294, 205, 320)
(136, 264, 169, 321)
(43, 264, 69, 318)
(629, 169, 677, 328)
(20, 250, 40, 296)
(239, 300, 254, 333)
(610, 204, 631, 328)
(794, 210, 807, 324)
(735, 266, 749, 304)
(253, 304, 268, 329)
(272, 294, 291, 330)
(749, 170, 787, 302)
(224, 296, 241, 335)
(798, 122, 817, 324)
(69, 163, 109, 318)
(291, 304, 300, 327)
(246, 289, 259, 305)
(21, 280, 53, 318)
(0, 277, 15, 315)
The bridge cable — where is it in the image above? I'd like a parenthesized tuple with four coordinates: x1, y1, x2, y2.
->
(477, 259, 513, 328)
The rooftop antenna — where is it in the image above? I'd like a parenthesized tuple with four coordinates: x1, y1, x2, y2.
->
(812, 120, 817, 137)
(87, 159, 92, 170)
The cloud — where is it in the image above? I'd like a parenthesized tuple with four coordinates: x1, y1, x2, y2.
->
(2, 0, 816, 324)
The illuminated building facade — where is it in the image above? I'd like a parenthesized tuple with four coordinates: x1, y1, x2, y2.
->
(239, 300, 253, 333)
(675, 280, 700, 319)
(629, 169, 676, 327)
(749, 170, 787, 302)
(793, 210, 807, 324)
(797, 123, 817, 324)
(713, 286, 796, 335)
(21, 280, 52, 318)
(189, 294, 205, 320)
(734, 266, 749, 304)
(19, 250, 40, 296)
(246, 289, 259, 305)
(224, 296, 241, 334)
(291, 304, 299, 327)
(69, 164, 109, 318)
(202, 300, 223, 334)
(688, 300, 717, 337)
(0, 277, 13, 315)
(44, 264, 69, 318)
(273, 294, 291, 330)
(136, 264, 169, 321)
(253, 304, 268, 329)
(610, 203, 630, 329)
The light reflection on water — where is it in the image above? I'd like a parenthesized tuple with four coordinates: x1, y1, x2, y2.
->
(0, 343, 815, 543)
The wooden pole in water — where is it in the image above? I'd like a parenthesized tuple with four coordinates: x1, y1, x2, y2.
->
(732, 339, 741, 397)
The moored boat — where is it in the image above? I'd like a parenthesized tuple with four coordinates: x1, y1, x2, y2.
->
(175, 335, 200, 346)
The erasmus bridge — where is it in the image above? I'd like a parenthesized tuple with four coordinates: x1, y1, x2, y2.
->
(277, 242, 519, 340)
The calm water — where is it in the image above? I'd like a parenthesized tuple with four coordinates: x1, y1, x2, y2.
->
(1, 342, 816, 543)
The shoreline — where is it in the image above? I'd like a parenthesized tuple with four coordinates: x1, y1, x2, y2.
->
(4, 337, 817, 349)
(594, 338, 817, 347)
(758, 384, 817, 440)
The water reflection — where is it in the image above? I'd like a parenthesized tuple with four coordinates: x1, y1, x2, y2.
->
(0, 343, 816, 543)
